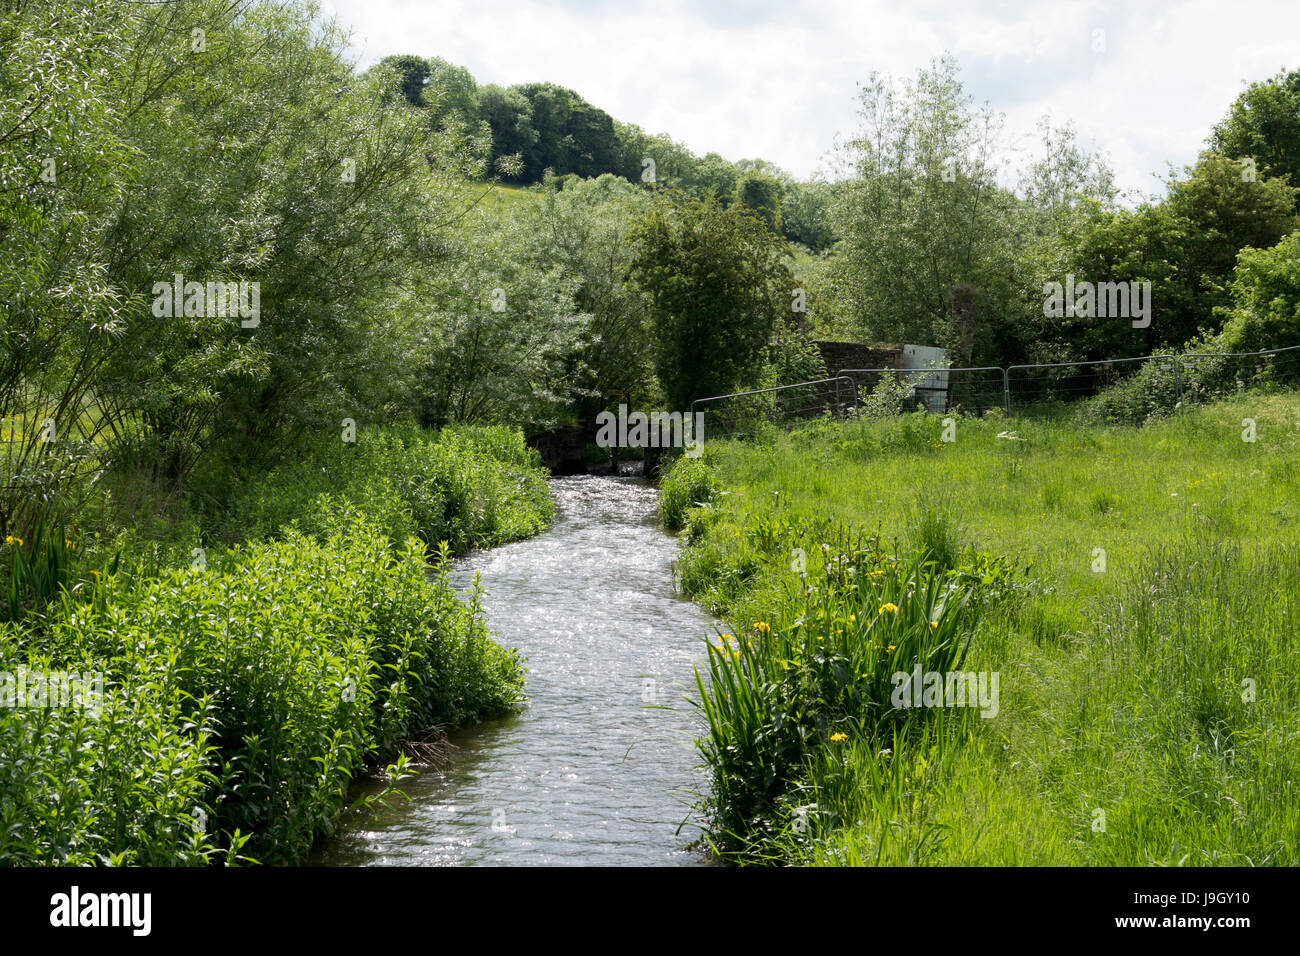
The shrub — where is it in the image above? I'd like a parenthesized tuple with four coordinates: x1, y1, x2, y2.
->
(0, 621, 227, 866)
(16, 509, 525, 865)
(659, 451, 717, 531)
(231, 425, 552, 552)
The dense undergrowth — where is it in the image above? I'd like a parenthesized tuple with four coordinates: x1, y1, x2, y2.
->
(0, 426, 551, 864)
(663, 393, 1300, 865)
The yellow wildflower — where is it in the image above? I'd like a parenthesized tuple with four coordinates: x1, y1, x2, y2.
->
(848, 614, 856, 623)
(879, 603, 898, 614)
(830, 732, 848, 742)
(887, 645, 896, 653)
(753, 621, 771, 634)
(929, 620, 938, 630)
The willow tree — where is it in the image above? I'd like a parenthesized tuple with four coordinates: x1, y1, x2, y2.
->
(0, 0, 134, 535)
(829, 57, 1020, 363)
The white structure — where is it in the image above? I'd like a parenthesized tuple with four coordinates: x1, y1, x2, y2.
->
(901, 344, 950, 413)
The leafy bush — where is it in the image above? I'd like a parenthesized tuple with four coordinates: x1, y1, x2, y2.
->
(17, 508, 524, 865)
(860, 372, 923, 420)
(1076, 355, 1182, 425)
(1078, 347, 1293, 426)
(659, 451, 717, 531)
(760, 334, 828, 391)
(0, 621, 227, 866)
(231, 425, 552, 552)
(1217, 230, 1300, 354)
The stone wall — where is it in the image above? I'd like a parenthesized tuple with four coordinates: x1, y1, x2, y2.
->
(811, 342, 904, 412)
(814, 341, 903, 376)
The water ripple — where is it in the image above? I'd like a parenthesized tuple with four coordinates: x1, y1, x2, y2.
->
(313, 476, 718, 866)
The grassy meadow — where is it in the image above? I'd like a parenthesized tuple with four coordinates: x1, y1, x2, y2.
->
(661, 393, 1300, 865)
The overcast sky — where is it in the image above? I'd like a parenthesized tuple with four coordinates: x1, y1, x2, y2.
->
(319, 0, 1299, 202)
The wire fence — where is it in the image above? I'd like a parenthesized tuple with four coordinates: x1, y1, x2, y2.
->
(690, 376, 857, 439)
(1177, 345, 1300, 408)
(688, 344, 1300, 438)
(840, 366, 1008, 416)
(1005, 355, 1159, 412)
(841, 344, 1300, 418)
(696, 343, 1300, 437)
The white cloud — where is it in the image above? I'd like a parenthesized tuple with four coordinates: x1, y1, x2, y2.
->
(324, 0, 1300, 199)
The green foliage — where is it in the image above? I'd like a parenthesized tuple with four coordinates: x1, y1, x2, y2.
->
(733, 172, 784, 233)
(373, 53, 436, 107)
(24, 512, 524, 865)
(830, 57, 1023, 361)
(527, 174, 656, 421)
(233, 426, 553, 553)
(0, 420, 548, 864)
(780, 180, 838, 252)
(477, 81, 621, 183)
(0, 618, 233, 865)
(1218, 230, 1300, 352)
(691, 531, 984, 859)
(0, 0, 134, 534)
(629, 191, 794, 411)
(860, 373, 920, 420)
(5, 515, 73, 623)
(658, 452, 717, 531)
(412, 197, 592, 430)
(1211, 68, 1300, 204)
(1060, 153, 1297, 359)
(663, 393, 1300, 865)
(1075, 354, 1184, 425)
(759, 334, 828, 390)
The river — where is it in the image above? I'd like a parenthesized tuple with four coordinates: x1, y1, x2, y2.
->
(311, 475, 717, 866)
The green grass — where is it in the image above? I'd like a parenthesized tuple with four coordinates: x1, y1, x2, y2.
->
(664, 393, 1300, 865)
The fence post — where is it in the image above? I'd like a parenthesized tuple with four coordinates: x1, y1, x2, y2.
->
(1002, 367, 1011, 416)
(1175, 356, 1183, 415)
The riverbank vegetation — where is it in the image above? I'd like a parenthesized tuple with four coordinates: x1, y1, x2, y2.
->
(1, 426, 550, 864)
(7, 0, 1300, 868)
(662, 393, 1300, 864)
(0, 0, 564, 865)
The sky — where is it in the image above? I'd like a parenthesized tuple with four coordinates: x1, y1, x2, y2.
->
(318, 0, 1300, 202)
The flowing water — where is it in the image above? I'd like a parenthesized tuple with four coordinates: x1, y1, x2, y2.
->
(312, 475, 717, 866)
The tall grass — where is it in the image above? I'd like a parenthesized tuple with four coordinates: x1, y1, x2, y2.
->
(664, 391, 1300, 865)
(693, 531, 991, 859)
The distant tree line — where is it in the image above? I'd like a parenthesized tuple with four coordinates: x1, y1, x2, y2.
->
(370, 54, 839, 252)
(816, 57, 1300, 368)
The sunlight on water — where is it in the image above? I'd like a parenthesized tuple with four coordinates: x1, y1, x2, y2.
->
(312, 476, 717, 866)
